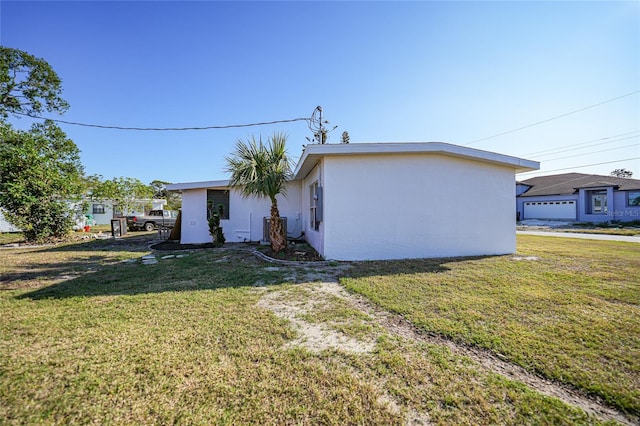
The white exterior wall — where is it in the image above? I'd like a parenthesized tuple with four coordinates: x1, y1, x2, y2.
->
(180, 189, 210, 244)
(223, 184, 302, 243)
(179, 184, 302, 244)
(300, 163, 324, 255)
(88, 203, 115, 225)
(321, 153, 517, 260)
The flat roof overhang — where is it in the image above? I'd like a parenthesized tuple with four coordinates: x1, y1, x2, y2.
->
(293, 142, 540, 179)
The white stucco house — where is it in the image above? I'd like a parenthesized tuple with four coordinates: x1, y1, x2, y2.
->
(167, 142, 539, 261)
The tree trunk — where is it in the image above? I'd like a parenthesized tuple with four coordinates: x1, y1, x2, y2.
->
(269, 202, 287, 253)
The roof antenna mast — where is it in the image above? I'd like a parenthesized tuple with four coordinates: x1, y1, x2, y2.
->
(307, 106, 338, 144)
(318, 106, 324, 144)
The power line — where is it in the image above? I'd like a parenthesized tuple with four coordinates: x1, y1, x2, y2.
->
(532, 135, 639, 159)
(537, 142, 639, 162)
(517, 157, 640, 176)
(465, 90, 640, 146)
(521, 130, 639, 157)
(13, 112, 311, 131)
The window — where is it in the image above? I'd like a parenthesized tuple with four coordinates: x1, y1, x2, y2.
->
(309, 181, 321, 231)
(629, 191, 640, 207)
(588, 190, 608, 215)
(92, 204, 105, 214)
(207, 190, 229, 220)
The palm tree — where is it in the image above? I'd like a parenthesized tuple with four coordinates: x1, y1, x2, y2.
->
(225, 132, 292, 252)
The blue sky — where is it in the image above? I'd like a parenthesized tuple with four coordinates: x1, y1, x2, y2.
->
(1, 1, 638, 184)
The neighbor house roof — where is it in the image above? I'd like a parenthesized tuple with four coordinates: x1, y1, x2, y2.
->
(293, 142, 539, 179)
(518, 173, 640, 197)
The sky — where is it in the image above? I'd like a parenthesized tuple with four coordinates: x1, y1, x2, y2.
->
(1, 0, 638, 185)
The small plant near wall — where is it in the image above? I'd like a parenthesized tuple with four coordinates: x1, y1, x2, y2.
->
(208, 202, 225, 247)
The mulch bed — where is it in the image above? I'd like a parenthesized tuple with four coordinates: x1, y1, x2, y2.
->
(150, 240, 324, 261)
(257, 243, 324, 262)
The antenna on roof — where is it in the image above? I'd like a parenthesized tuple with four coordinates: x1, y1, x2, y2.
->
(308, 106, 337, 144)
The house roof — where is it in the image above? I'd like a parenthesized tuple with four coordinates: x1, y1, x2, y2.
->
(167, 179, 229, 191)
(518, 173, 640, 197)
(167, 142, 540, 190)
(293, 142, 539, 179)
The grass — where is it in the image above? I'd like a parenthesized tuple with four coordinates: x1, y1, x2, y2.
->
(341, 235, 640, 416)
(0, 234, 635, 424)
(0, 232, 24, 245)
(555, 228, 640, 236)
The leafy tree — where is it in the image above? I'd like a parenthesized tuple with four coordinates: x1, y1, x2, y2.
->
(226, 133, 291, 252)
(0, 121, 84, 242)
(149, 179, 181, 209)
(610, 168, 633, 178)
(0, 46, 69, 118)
(87, 175, 153, 215)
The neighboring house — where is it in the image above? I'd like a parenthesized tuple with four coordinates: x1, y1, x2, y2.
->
(168, 142, 538, 261)
(0, 199, 167, 232)
(84, 199, 167, 225)
(516, 173, 640, 223)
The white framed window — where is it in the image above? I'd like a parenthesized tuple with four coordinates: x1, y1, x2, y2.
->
(92, 204, 105, 214)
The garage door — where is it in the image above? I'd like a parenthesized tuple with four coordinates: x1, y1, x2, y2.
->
(523, 200, 576, 220)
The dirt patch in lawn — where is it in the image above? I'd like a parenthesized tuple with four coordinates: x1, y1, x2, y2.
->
(258, 279, 637, 426)
(257, 282, 377, 354)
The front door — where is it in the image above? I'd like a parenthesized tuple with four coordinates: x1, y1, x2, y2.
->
(591, 193, 607, 214)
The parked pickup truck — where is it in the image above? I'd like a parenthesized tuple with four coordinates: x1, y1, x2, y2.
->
(126, 210, 178, 232)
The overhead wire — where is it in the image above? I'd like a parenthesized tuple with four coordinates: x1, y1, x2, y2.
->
(521, 130, 639, 157)
(528, 134, 639, 159)
(517, 157, 640, 176)
(535, 142, 639, 162)
(12, 112, 311, 131)
(464, 90, 640, 146)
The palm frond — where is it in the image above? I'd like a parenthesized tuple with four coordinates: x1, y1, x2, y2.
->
(225, 132, 292, 203)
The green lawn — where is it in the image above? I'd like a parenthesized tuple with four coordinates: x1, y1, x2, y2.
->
(0, 234, 636, 424)
(342, 235, 640, 416)
(0, 232, 24, 245)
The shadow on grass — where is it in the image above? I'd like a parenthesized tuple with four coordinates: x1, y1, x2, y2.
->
(341, 255, 495, 280)
(1, 234, 162, 291)
(42, 233, 158, 253)
(12, 231, 498, 300)
(17, 249, 288, 300)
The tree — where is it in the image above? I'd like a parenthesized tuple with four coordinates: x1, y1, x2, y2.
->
(341, 131, 350, 144)
(0, 121, 84, 242)
(87, 176, 154, 215)
(225, 133, 291, 252)
(0, 46, 69, 118)
(149, 179, 181, 209)
(610, 168, 633, 179)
